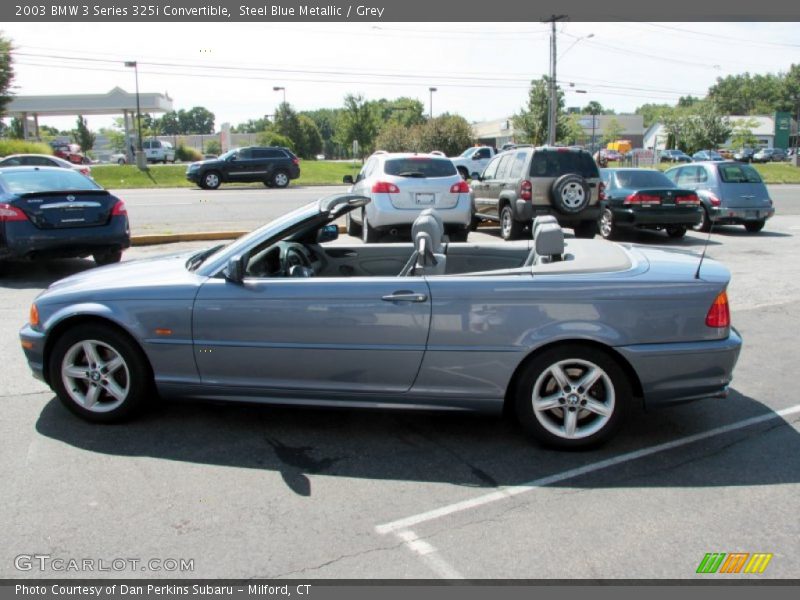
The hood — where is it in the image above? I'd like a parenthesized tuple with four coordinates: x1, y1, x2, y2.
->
(40, 251, 208, 302)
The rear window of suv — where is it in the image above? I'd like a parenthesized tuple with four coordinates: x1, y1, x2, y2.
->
(530, 150, 599, 179)
(718, 164, 763, 183)
(383, 158, 456, 178)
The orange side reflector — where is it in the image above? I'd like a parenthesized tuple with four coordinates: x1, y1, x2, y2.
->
(155, 328, 173, 336)
(21, 340, 34, 350)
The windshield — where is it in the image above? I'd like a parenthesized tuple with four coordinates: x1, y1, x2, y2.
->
(460, 148, 476, 157)
(718, 164, 763, 183)
(614, 170, 673, 189)
(0, 169, 102, 194)
(218, 149, 238, 161)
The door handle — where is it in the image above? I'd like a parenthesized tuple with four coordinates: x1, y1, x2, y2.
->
(382, 292, 428, 303)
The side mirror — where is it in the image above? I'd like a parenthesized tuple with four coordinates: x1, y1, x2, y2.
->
(472, 155, 480, 160)
(471, 172, 482, 181)
(342, 175, 354, 184)
(317, 224, 339, 243)
(223, 255, 245, 283)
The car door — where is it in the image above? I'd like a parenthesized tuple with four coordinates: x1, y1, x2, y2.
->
(225, 148, 257, 182)
(472, 155, 503, 219)
(192, 273, 432, 394)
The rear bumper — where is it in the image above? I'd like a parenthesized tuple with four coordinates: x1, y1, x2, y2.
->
(611, 206, 702, 227)
(616, 328, 742, 408)
(521, 203, 601, 224)
(710, 206, 775, 224)
(1, 216, 130, 260)
(365, 194, 472, 229)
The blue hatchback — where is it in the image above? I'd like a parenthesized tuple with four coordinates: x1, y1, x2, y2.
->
(0, 166, 130, 265)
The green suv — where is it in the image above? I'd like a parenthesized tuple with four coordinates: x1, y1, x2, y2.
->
(470, 146, 603, 239)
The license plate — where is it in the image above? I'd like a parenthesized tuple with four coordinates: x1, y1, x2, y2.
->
(415, 193, 435, 205)
(745, 210, 758, 218)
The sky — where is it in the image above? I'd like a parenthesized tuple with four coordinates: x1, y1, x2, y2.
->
(3, 21, 800, 132)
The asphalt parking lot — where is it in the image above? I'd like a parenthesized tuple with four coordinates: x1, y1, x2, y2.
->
(1, 208, 799, 579)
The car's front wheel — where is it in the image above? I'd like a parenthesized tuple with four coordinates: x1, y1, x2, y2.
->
(49, 324, 154, 423)
(666, 225, 687, 239)
(500, 205, 524, 241)
(200, 171, 221, 190)
(514, 345, 631, 449)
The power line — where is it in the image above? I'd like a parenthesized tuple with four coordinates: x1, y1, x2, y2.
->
(640, 22, 800, 49)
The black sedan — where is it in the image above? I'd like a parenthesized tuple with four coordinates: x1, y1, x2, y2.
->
(0, 167, 129, 265)
(598, 169, 702, 240)
(659, 149, 692, 163)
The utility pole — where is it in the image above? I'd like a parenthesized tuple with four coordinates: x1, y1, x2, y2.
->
(545, 15, 566, 145)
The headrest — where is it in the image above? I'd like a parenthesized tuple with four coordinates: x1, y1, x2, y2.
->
(532, 215, 558, 238)
(412, 209, 445, 253)
(534, 223, 565, 258)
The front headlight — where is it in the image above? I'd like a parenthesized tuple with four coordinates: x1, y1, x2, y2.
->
(188, 163, 200, 171)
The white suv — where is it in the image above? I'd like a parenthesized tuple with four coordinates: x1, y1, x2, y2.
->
(343, 152, 472, 243)
(142, 140, 176, 164)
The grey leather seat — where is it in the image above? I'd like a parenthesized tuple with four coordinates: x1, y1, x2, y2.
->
(525, 219, 565, 266)
(399, 209, 447, 276)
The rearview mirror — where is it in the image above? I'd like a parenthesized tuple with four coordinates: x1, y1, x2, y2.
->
(342, 175, 354, 184)
(317, 224, 339, 243)
(223, 255, 245, 283)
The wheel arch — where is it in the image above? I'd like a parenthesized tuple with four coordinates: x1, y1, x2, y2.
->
(502, 339, 644, 415)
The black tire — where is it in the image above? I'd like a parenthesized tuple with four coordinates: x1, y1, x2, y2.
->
(449, 228, 469, 243)
(666, 225, 687, 239)
(598, 208, 618, 240)
(346, 211, 362, 237)
(49, 324, 154, 423)
(744, 220, 765, 233)
(362, 211, 380, 243)
(573, 220, 598, 239)
(469, 214, 481, 232)
(117, 158, 125, 165)
(200, 171, 221, 190)
(551, 174, 590, 215)
(457, 166, 469, 181)
(500, 205, 524, 241)
(514, 344, 632, 449)
(93, 249, 123, 266)
(694, 206, 711, 233)
(263, 180, 275, 188)
(271, 170, 290, 188)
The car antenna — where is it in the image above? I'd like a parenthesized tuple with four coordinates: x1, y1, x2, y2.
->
(694, 219, 714, 280)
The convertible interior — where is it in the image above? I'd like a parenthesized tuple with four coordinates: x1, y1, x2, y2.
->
(243, 210, 634, 279)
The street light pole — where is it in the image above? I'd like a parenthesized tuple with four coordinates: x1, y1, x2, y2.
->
(273, 86, 286, 105)
(429, 87, 437, 119)
(124, 61, 144, 168)
(545, 15, 566, 145)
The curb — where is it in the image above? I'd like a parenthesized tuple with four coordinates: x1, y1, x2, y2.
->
(130, 224, 350, 246)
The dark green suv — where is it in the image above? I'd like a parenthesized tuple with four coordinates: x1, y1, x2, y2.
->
(470, 146, 603, 239)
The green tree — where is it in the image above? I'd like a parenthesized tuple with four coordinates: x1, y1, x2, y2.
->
(683, 102, 732, 154)
(417, 114, 474, 156)
(373, 97, 426, 128)
(231, 116, 271, 133)
(374, 121, 419, 152)
(271, 102, 304, 151)
(159, 111, 182, 135)
(0, 33, 14, 119)
(297, 114, 322, 158)
(183, 106, 215, 134)
(256, 130, 294, 150)
(513, 76, 572, 146)
(100, 127, 126, 152)
(558, 113, 586, 146)
(205, 139, 221, 155)
(602, 117, 625, 144)
(729, 117, 760, 150)
(71, 115, 95, 153)
(336, 94, 379, 158)
(8, 116, 24, 139)
(635, 103, 673, 128)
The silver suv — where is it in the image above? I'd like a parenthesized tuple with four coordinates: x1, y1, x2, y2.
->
(343, 152, 472, 243)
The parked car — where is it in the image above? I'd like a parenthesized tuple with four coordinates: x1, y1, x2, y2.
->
(598, 168, 701, 240)
(110, 153, 127, 165)
(186, 146, 301, 190)
(732, 148, 755, 162)
(717, 149, 734, 159)
(343, 152, 471, 242)
(50, 142, 90, 165)
(19, 193, 742, 449)
(142, 139, 176, 164)
(0, 154, 92, 177)
(450, 146, 497, 180)
(604, 149, 623, 162)
(752, 147, 787, 163)
(691, 150, 725, 162)
(470, 146, 603, 240)
(0, 166, 129, 265)
(659, 149, 692, 163)
(664, 162, 774, 232)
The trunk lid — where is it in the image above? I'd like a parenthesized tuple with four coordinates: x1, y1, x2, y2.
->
(12, 190, 118, 229)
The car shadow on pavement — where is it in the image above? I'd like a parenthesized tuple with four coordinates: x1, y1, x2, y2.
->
(0, 258, 96, 290)
(35, 388, 800, 497)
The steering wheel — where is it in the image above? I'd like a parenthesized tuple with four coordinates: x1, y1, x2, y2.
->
(282, 245, 312, 275)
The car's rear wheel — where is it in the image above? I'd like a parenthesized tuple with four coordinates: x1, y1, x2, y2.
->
(201, 171, 221, 190)
(449, 228, 469, 243)
(694, 206, 711, 233)
(598, 209, 618, 240)
(346, 211, 362, 237)
(93, 249, 122, 266)
(271, 170, 290, 188)
(500, 205, 524, 241)
(744, 220, 765, 233)
(666, 225, 687, 239)
(469, 214, 481, 231)
(49, 324, 153, 423)
(362, 211, 380, 243)
(514, 345, 631, 449)
(573, 220, 598, 239)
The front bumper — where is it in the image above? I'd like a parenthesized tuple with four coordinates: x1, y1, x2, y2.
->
(616, 328, 742, 408)
(710, 206, 775, 225)
(19, 324, 47, 383)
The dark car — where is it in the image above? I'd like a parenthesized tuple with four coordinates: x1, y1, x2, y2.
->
(186, 146, 300, 190)
(752, 147, 787, 163)
(0, 167, 129, 265)
(733, 148, 755, 162)
(692, 150, 725, 162)
(470, 146, 603, 240)
(598, 168, 701, 240)
(664, 162, 774, 233)
(659, 149, 692, 163)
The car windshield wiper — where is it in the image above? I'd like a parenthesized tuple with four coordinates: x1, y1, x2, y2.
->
(186, 244, 225, 271)
(396, 171, 427, 178)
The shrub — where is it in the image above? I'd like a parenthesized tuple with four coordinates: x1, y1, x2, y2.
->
(0, 139, 54, 157)
(175, 143, 202, 162)
(256, 131, 294, 150)
(204, 139, 221, 155)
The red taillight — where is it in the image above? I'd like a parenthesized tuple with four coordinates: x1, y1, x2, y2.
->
(598, 181, 606, 201)
(519, 180, 533, 201)
(0, 203, 28, 222)
(705, 291, 730, 328)
(292, 157, 300, 165)
(371, 181, 400, 193)
(449, 180, 470, 194)
(675, 193, 700, 205)
(80, 167, 91, 176)
(111, 200, 127, 216)
(624, 193, 661, 205)
(707, 193, 721, 207)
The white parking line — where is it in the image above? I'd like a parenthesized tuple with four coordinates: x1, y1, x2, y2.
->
(396, 530, 465, 579)
(376, 404, 800, 536)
